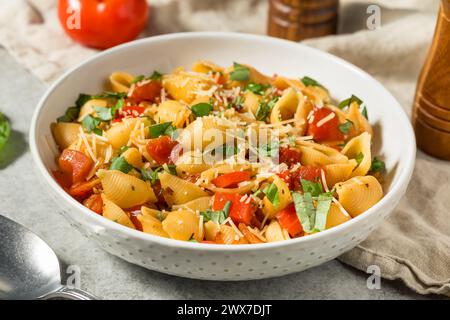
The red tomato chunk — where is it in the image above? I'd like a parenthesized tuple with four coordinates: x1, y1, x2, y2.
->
(213, 193, 257, 226)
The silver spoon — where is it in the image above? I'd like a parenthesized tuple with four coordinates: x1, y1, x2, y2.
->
(0, 215, 98, 300)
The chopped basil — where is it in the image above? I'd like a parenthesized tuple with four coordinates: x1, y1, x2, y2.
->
(191, 103, 213, 117)
(0, 112, 11, 151)
(110, 156, 133, 173)
(246, 82, 270, 95)
(370, 157, 386, 172)
(355, 152, 364, 165)
(300, 76, 324, 88)
(92, 128, 103, 136)
(81, 115, 100, 133)
(361, 105, 368, 120)
(149, 122, 176, 138)
(263, 183, 280, 208)
(94, 106, 113, 121)
(130, 75, 145, 85)
(338, 95, 363, 109)
(230, 63, 250, 81)
(292, 192, 315, 233)
(149, 71, 163, 81)
(313, 193, 333, 231)
(259, 141, 279, 158)
(300, 179, 323, 197)
(200, 200, 231, 224)
(162, 164, 178, 176)
(255, 97, 278, 121)
(141, 167, 163, 185)
(92, 91, 127, 100)
(75, 94, 92, 108)
(57, 106, 80, 123)
(110, 98, 124, 119)
(338, 119, 353, 135)
(119, 146, 130, 155)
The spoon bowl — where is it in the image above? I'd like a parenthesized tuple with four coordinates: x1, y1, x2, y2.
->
(0, 215, 97, 300)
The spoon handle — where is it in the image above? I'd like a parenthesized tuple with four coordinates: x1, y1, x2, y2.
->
(41, 286, 99, 300)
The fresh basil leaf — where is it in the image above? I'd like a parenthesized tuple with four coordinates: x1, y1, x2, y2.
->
(94, 106, 113, 121)
(230, 63, 250, 81)
(92, 91, 127, 100)
(57, 106, 80, 123)
(313, 193, 332, 231)
(149, 122, 175, 138)
(110, 98, 124, 119)
(355, 152, 364, 165)
(259, 141, 279, 158)
(119, 146, 130, 155)
(75, 94, 92, 108)
(191, 103, 213, 117)
(200, 200, 231, 224)
(300, 76, 324, 88)
(130, 75, 145, 85)
(0, 112, 11, 151)
(338, 119, 353, 135)
(141, 167, 163, 185)
(255, 97, 278, 121)
(163, 164, 178, 176)
(292, 192, 315, 233)
(93, 128, 103, 136)
(149, 71, 163, 81)
(361, 105, 368, 120)
(338, 95, 363, 109)
(301, 179, 323, 197)
(81, 115, 100, 133)
(110, 156, 133, 173)
(263, 183, 280, 208)
(228, 95, 245, 111)
(370, 157, 386, 172)
(246, 82, 270, 95)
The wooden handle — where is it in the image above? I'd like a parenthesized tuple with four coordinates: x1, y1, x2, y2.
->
(267, 0, 339, 41)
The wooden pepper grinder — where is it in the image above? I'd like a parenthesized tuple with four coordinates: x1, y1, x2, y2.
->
(267, 0, 339, 41)
(413, 0, 450, 160)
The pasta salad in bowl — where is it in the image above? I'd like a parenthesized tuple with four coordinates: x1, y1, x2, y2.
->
(30, 32, 415, 280)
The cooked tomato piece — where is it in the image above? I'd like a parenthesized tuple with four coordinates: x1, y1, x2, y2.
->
(69, 179, 101, 200)
(213, 193, 257, 225)
(127, 211, 143, 232)
(276, 203, 303, 237)
(277, 166, 321, 191)
(58, 149, 93, 184)
(211, 171, 251, 188)
(114, 106, 146, 122)
(83, 194, 103, 215)
(279, 147, 302, 167)
(53, 170, 72, 189)
(146, 136, 180, 165)
(307, 107, 344, 142)
(131, 81, 162, 103)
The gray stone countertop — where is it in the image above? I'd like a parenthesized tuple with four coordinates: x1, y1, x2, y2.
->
(0, 48, 433, 300)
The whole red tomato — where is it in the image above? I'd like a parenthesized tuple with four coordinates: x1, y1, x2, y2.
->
(58, 0, 149, 49)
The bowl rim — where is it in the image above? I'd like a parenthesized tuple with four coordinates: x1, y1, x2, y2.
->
(30, 31, 416, 251)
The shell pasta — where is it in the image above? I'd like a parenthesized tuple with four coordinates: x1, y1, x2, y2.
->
(50, 61, 385, 244)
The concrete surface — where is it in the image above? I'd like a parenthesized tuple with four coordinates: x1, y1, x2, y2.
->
(0, 48, 434, 300)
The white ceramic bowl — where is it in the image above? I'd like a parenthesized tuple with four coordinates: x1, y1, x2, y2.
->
(30, 32, 415, 280)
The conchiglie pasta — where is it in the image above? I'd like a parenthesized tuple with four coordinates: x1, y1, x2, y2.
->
(302, 85, 330, 105)
(97, 169, 157, 208)
(162, 72, 213, 103)
(346, 101, 373, 138)
(270, 87, 300, 124)
(324, 159, 358, 188)
(78, 99, 108, 122)
(265, 220, 287, 242)
(159, 171, 209, 205)
(341, 132, 371, 177)
(293, 92, 312, 135)
(243, 91, 261, 115)
(105, 118, 138, 149)
(325, 203, 351, 229)
(51, 122, 81, 149)
(110, 71, 135, 93)
(192, 61, 224, 74)
(162, 210, 200, 241)
(155, 100, 191, 128)
(204, 220, 220, 241)
(137, 214, 169, 237)
(335, 175, 383, 217)
(272, 76, 304, 91)
(122, 147, 144, 169)
(101, 194, 136, 229)
(178, 116, 226, 151)
(172, 196, 212, 212)
(215, 225, 247, 244)
(262, 176, 292, 219)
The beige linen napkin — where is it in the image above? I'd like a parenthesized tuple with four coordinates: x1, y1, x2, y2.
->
(1, 0, 448, 296)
